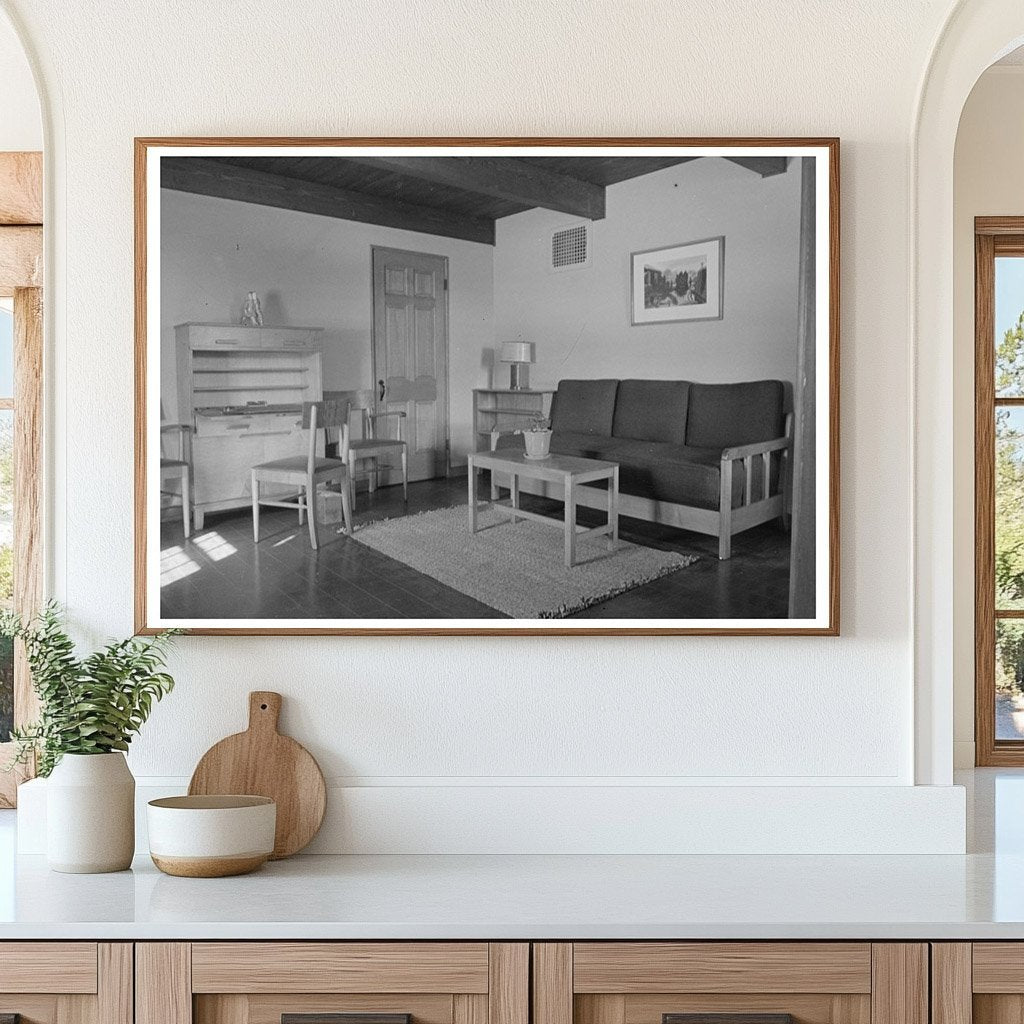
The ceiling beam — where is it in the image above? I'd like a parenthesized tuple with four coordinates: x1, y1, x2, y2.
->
(161, 158, 496, 245)
(342, 156, 606, 220)
(725, 156, 788, 178)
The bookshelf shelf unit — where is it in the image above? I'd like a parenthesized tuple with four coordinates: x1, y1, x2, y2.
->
(174, 323, 324, 529)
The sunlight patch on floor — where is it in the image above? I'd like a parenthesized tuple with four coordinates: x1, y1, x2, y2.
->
(192, 531, 237, 562)
(159, 545, 200, 586)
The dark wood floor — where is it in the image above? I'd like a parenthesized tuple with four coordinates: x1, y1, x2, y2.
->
(160, 476, 791, 621)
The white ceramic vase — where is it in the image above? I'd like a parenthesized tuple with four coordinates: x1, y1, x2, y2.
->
(46, 752, 135, 873)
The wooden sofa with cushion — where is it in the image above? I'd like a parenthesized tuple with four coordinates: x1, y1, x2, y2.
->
(512, 377, 792, 559)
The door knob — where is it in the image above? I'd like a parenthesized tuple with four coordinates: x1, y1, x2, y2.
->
(378, 379, 386, 401)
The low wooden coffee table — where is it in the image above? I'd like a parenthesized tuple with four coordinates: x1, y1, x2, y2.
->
(467, 449, 619, 568)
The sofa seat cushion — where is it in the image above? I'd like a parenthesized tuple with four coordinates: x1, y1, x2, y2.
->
(685, 380, 785, 449)
(549, 430, 623, 460)
(612, 379, 691, 444)
(602, 439, 745, 511)
(549, 379, 619, 435)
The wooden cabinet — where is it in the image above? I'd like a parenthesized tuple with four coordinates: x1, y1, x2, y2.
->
(0, 938, 953, 1024)
(137, 943, 528, 1024)
(932, 943, 1024, 1024)
(532, 944, 927, 1024)
(174, 323, 324, 528)
(0, 942, 131, 1024)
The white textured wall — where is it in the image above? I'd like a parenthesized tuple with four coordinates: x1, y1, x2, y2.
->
(952, 67, 1024, 767)
(0, 0, 979, 850)
(0, 11, 39, 151)
(494, 159, 801, 390)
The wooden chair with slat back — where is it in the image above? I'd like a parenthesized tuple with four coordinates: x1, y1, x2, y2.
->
(250, 399, 352, 550)
(160, 423, 192, 538)
(328, 388, 408, 512)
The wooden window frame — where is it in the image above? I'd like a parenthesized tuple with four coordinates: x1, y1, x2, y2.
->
(0, 152, 43, 806)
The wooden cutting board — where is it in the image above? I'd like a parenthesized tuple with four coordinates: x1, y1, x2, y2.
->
(188, 691, 326, 859)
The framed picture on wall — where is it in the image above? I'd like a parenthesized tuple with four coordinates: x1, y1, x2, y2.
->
(631, 236, 724, 325)
(134, 137, 839, 636)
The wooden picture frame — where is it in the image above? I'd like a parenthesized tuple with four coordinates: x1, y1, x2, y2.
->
(630, 236, 724, 325)
(135, 137, 840, 636)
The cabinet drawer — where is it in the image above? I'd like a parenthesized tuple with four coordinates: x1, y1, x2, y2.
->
(533, 944, 923, 1024)
(572, 943, 871, 994)
(195, 413, 303, 438)
(0, 942, 130, 1024)
(0, 941, 98, 993)
(188, 326, 262, 350)
(191, 942, 490, 993)
(261, 329, 316, 350)
(139, 943, 528, 1024)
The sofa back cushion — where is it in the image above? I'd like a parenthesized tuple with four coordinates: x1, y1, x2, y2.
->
(612, 379, 691, 444)
(685, 380, 786, 448)
(549, 379, 619, 435)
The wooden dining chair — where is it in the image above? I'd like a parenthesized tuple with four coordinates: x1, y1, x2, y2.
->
(341, 389, 408, 511)
(160, 423, 192, 539)
(250, 399, 352, 550)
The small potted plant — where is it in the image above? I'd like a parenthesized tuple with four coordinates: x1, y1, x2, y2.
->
(522, 414, 553, 459)
(2, 603, 179, 873)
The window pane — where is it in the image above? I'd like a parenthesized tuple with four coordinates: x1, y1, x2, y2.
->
(998, 620, 1024, 740)
(0, 305, 12, 399)
(997, 406, 1024, 609)
(996, 257, 1024, 396)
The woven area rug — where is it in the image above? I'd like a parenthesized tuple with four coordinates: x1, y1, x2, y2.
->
(353, 504, 697, 618)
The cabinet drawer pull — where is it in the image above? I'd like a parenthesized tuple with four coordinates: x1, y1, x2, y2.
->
(214, 338, 240, 345)
(283, 1016, 411, 1024)
(665, 1017, 794, 1024)
(226, 422, 251, 430)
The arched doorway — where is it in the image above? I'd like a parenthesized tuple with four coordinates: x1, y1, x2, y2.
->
(914, 2, 1024, 784)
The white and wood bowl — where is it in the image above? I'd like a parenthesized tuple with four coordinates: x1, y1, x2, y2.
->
(147, 795, 276, 877)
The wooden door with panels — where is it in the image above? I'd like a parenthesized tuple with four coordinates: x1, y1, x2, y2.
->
(0, 942, 132, 1024)
(371, 247, 449, 485)
(137, 943, 528, 1024)
(533, 944, 928, 1024)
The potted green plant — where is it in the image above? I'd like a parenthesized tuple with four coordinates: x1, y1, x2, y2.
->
(522, 414, 552, 459)
(2, 603, 179, 873)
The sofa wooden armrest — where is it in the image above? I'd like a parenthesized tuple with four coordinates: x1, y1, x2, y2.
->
(720, 434, 791, 462)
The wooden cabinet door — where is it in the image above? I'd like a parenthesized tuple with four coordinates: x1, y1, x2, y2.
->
(533, 944, 927, 1024)
(936, 943, 1024, 1024)
(137, 943, 528, 1024)
(0, 942, 131, 1024)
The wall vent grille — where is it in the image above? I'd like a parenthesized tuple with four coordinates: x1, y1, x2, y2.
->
(551, 224, 589, 270)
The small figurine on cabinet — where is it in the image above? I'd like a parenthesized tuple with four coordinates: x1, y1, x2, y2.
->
(241, 291, 264, 327)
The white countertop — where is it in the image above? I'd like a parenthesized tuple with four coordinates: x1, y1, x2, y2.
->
(0, 849, 1021, 940)
(0, 769, 1021, 941)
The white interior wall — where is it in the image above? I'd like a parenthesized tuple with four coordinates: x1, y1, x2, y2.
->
(952, 67, 1024, 767)
(0, 0, 980, 852)
(0, 15, 40, 151)
(494, 159, 801, 390)
(159, 189, 494, 463)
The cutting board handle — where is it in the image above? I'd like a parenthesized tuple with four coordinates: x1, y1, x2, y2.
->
(248, 691, 282, 734)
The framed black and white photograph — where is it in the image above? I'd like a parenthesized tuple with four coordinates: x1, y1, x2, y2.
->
(632, 236, 724, 325)
(135, 138, 839, 636)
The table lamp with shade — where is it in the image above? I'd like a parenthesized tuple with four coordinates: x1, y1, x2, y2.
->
(500, 341, 535, 390)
